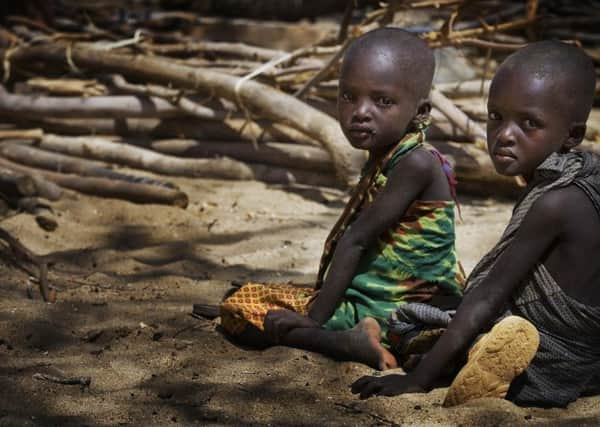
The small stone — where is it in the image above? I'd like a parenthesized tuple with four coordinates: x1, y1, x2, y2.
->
(158, 390, 173, 399)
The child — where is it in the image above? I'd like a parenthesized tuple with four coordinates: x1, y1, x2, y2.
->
(220, 27, 465, 370)
(351, 40, 600, 408)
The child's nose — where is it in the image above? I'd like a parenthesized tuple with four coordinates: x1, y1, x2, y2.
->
(352, 100, 372, 121)
(497, 122, 517, 145)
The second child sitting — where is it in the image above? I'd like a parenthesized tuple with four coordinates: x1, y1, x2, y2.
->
(219, 27, 465, 370)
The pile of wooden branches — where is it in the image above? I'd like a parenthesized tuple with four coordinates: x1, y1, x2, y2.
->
(0, 0, 598, 301)
(0, 0, 598, 208)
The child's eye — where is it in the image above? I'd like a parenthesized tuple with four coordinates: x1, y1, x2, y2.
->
(376, 96, 394, 107)
(523, 119, 539, 129)
(488, 111, 501, 121)
(340, 91, 353, 102)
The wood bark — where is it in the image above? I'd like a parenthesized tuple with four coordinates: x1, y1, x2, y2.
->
(147, 139, 332, 172)
(0, 128, 44, 140)
(0, 161, 62, 201)
(7, 43, 356, 184)
(430, 89, 487, 144)
(27, 134, 338, 187)
(106, 74, 227, 121)
(144, 41, 287, 62)
(0, 167, 37, 201)
(0, 157, 189, 208)
(25, 77, 108, 96)
(429, 109, 481, 142)
(434, 80, 491, 98)
(9, 117, 321, 146)
(0, 142, 177, 189)
(0, 85, 183, 119)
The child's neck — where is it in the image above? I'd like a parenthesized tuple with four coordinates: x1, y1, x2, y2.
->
(367, 141, 399, 163)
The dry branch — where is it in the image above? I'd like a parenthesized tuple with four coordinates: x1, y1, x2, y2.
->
(435, 80, 491, 98)
(0, 157, 189, 208)
(25, 134, 337, 187)
(7, 43, 356, 185)
(0, 142, 177, 189)
(143, 41, 287, 62)
(33, 372, 91, 390)
(25, 77, 108, 96)
(0, 128, 44, 140)
(0, 167, 37, 200)
(0, 160, 62, 201)
(0, 226, 54, 302)
(430, 89, 486, 144)
(9, 117, 321, 145)
(0, 85, 183, 119)
(148, 139, 332, 172)
(106, 74, 228, 121)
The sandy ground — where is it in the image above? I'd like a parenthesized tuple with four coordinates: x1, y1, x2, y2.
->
(1, 172, 599, 427)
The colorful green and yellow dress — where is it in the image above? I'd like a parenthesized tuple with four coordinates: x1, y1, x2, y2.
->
(220, 130, 465, 342)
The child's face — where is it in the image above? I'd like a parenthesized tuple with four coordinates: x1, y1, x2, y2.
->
(487, 67, 573, 179)
(337, 49, 419, 156)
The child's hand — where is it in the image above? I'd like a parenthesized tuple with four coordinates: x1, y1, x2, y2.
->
(264, 309, 319, 344)
(350, 374, 426, 399)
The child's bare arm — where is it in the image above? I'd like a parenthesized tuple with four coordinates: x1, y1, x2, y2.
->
(308, 148, 440, 324)
(352, 190, 566, 398)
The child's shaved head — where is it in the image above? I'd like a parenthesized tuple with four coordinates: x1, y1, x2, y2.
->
(342, 27, 435, 101)
(498, 40, 596, 123)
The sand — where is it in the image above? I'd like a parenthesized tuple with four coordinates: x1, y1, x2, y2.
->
(1, 171, 599, 426)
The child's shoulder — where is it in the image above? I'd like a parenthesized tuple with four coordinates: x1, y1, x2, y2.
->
(526, 185, 599, 227)
(385, 145, 438, 176)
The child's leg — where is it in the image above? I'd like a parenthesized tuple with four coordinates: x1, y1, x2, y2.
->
(280, 317, 398, 371)
(443, 316, 540, 407)
(224, 316, 397, 370)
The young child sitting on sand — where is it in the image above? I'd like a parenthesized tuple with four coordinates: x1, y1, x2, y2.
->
(351, 40, 600, 408)
(219, 27, 465, 370)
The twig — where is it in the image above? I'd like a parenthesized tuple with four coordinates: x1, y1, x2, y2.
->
(430, 88, 486, 144)
(294, 40, 350, 99)
(0, 226, 54, 302)
(407, 0, 463, 7)
(337, 0, 355, 43)
(106, 74, 228, 121)
(334, 402, 401, 427)
(445, 37, 526, 51)
(33, 373, 91, 391)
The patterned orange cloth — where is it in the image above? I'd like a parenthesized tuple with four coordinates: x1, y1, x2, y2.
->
(220, 283, 316, 335)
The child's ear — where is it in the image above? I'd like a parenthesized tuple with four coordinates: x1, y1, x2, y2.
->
(563, 122, 586, 151)
(416, 99, 432, 118)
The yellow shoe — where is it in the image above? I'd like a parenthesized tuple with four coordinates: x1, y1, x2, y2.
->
(443, 316, 540, 407)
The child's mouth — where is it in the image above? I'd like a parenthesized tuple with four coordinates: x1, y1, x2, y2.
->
(348, 127, 375, 140)
(493, 148, 516, 162)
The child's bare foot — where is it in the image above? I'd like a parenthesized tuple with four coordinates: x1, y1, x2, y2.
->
(349, 318, 398, 371)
